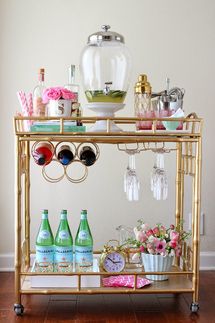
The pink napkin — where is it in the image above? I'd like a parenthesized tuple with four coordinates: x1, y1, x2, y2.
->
(102, 275, 151, 289)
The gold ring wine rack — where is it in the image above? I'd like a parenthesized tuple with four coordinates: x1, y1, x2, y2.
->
(14, 113, 203, 315)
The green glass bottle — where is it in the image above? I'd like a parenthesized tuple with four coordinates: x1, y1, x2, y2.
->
(55, 210, 73, 272)
(75, 209, 93, 271)
(35, 209, 54, 271)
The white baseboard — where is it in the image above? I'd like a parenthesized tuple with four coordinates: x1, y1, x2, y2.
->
(0, 253, 15, 271)
(200, 251, 215, 270)
(1, 252, 215, 271)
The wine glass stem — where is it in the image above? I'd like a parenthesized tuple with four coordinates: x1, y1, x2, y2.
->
(128, 154, 136, 170)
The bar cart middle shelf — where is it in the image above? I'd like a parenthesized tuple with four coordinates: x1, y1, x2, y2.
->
(14, 114, 202, 315)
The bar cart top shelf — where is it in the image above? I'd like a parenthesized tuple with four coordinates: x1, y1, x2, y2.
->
(14, 114, 203, 143)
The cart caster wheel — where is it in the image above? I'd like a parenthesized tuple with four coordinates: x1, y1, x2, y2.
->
(14, 304, 24, 316)
(190, 302, 199, 313)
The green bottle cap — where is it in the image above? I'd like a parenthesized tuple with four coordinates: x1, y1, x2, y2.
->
(42, 209, 48, 214)
(61, 210, 67, 214)
(81, 209, 87, 214)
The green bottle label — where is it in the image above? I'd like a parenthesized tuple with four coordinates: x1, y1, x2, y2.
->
(39, 230, 51, 239)
(55, 246, 73, 263)
(78, 230, 89, 240)
(36, 245, 54, 265)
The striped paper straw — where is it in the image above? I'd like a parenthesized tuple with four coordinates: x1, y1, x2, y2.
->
(17, 91, 29, 115)
(27, 92, 33, 116)
(17, 91, 30, 131)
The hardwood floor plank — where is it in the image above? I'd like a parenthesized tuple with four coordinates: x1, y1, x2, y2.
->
(104, 294, 136, 323)
(45, 300, 77, 323)
(130, 294, 161, 312)
(77, 295, 107, 322)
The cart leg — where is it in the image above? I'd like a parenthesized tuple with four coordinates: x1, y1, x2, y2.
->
(24, 141, 31, 268)
(175, 142, 182, 267)
(190, 138, 202, 313)
(14, 137, 24, 315)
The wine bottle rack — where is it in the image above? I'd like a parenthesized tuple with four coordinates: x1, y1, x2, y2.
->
(14, 113, 202, 315)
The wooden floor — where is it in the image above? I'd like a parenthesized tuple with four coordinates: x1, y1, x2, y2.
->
(0, 271, 215, 323)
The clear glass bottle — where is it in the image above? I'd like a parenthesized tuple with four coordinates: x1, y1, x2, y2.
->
(33, 68, 46, 116)
(134, 74, 153, 130)
(75, 210, 93, 271)
(35, 209, 54, 272)
(32, 141, 54, 166)
(64, 65, 79, 103)
(55, 210, 73, 272)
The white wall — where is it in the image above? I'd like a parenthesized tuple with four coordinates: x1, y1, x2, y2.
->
(0, 0, 215, 264)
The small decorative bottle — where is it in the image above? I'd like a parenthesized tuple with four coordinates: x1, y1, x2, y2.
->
(33, 68, 46, 116)
(32, 141, 54, 166)
(55, 210, 73, 272)
(35, 209, 54, 272)
(75, 209, 93, 272)
(134, 74, 153, 130)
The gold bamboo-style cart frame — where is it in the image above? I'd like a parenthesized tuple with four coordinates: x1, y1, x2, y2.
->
(13, 114, 203, 315)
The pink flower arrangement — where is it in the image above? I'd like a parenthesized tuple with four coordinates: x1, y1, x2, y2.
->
(129, 221, 190, 257)
(42, 87, 77, 103)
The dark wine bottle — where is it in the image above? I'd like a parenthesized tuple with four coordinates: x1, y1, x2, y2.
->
(80, 146, 96, 166)
(57, 145, 74, 165)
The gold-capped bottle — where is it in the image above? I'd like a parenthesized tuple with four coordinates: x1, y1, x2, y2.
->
(134, 74, 153, 130)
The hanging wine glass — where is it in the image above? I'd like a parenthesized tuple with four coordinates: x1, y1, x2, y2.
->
(124, 151, 140, 201)
(151, 151, 168, 200)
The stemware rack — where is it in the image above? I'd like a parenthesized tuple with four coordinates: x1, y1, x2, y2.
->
(13, 113, 202, 315)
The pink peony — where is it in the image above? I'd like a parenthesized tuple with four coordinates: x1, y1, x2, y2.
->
(43, 88, 61, 103)
(170, 231, 179, 241)
(136, 231, 147, 243)
(61, 88, 77, 100)
(42, 86, 77, 103)
(170, 224, 175, 230)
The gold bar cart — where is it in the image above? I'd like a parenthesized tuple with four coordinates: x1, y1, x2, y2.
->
(13, 114, 203, 315)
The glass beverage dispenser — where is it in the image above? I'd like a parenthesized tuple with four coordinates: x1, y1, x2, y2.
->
(80, 25, 132, 132)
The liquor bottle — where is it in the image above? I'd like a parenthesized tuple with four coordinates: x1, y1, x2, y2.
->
(32, 141, 54, 166)
(79, 146, 96, 166)
(35, 209, 54, 271)
(57, 145, 74, 165)
(76, 104, 83, 126)
(64, 65, 79, 103)
(33, 68, 46, 116)
(55, 210, 73, 272)
(75, 209, 93, 271)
